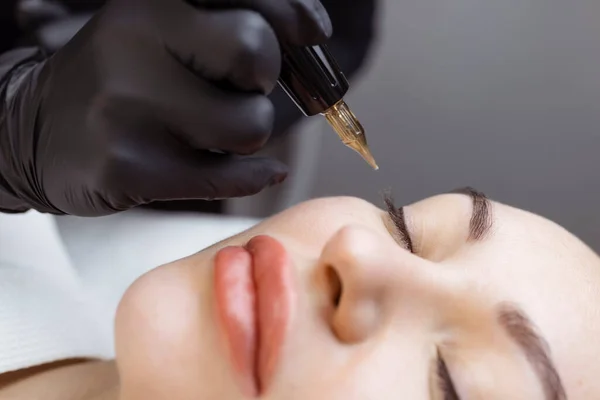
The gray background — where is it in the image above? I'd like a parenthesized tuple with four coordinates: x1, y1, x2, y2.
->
(304, 0, 600, 250)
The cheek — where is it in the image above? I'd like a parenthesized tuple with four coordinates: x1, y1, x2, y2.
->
(256, 213, 353, 254)
(253, 200, 388, 256)
(349, 339, 432, 399)
(276, 338, 432, 400)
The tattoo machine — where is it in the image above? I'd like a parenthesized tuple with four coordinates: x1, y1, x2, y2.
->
(278, 44, 378, 170)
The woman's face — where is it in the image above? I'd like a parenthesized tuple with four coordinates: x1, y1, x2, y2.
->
(115, 189, 600, 399)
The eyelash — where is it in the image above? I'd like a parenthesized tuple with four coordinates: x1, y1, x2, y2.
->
(383, 194, 414, 253)
(436, 350, 460, 400)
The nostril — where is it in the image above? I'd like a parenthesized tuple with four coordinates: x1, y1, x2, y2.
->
(325, 265, 342, 307)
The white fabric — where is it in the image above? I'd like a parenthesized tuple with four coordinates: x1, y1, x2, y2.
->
(0, 209, 258, 374)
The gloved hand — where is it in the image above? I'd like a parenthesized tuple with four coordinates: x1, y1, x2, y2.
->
(0, 0, 332, 216)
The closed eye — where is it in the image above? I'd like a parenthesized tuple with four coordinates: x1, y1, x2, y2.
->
(437, 350, 460, 400)
(383, 193, 413, 253)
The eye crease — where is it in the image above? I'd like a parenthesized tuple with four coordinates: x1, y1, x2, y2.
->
(383, 193, 414, 253)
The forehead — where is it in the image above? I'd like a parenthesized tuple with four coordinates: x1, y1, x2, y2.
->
(433, 199, 600, 397)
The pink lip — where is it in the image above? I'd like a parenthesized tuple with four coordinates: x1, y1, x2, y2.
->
(213, 235, 295, 397)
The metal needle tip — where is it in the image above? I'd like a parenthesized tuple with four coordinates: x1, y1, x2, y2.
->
(323, 100, 379, 170)
(347, 140, 379, 170)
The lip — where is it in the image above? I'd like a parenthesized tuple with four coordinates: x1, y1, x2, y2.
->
(213, 235, 295, 397)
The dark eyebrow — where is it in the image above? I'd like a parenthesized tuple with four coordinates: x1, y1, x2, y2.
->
(450, 187, 493, 241)
(497, 304, 566, 400)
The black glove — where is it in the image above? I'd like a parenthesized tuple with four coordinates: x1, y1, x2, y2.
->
(0, 0, 332, 216)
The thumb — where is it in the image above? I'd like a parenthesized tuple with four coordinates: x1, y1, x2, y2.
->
(134, 153, 289, 203)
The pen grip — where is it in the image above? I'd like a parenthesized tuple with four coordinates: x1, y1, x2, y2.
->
(277, 44, 350, 117)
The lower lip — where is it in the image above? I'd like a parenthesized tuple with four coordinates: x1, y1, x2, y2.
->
(213, 235, 295, 397)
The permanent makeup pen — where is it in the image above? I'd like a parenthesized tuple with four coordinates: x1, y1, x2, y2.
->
(278, 44, 378, 170)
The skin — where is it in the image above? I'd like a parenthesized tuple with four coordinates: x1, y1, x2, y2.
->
(1, 193, 599, 399)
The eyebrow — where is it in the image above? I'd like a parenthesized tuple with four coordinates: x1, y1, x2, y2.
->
(497, 304, 566, 400)
(450, 187, 494, 241)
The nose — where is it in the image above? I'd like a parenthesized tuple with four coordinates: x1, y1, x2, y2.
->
(317, 225, 425, 343)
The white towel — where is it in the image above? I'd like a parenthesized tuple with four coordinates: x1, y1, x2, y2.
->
(0, 211, 111, 373)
